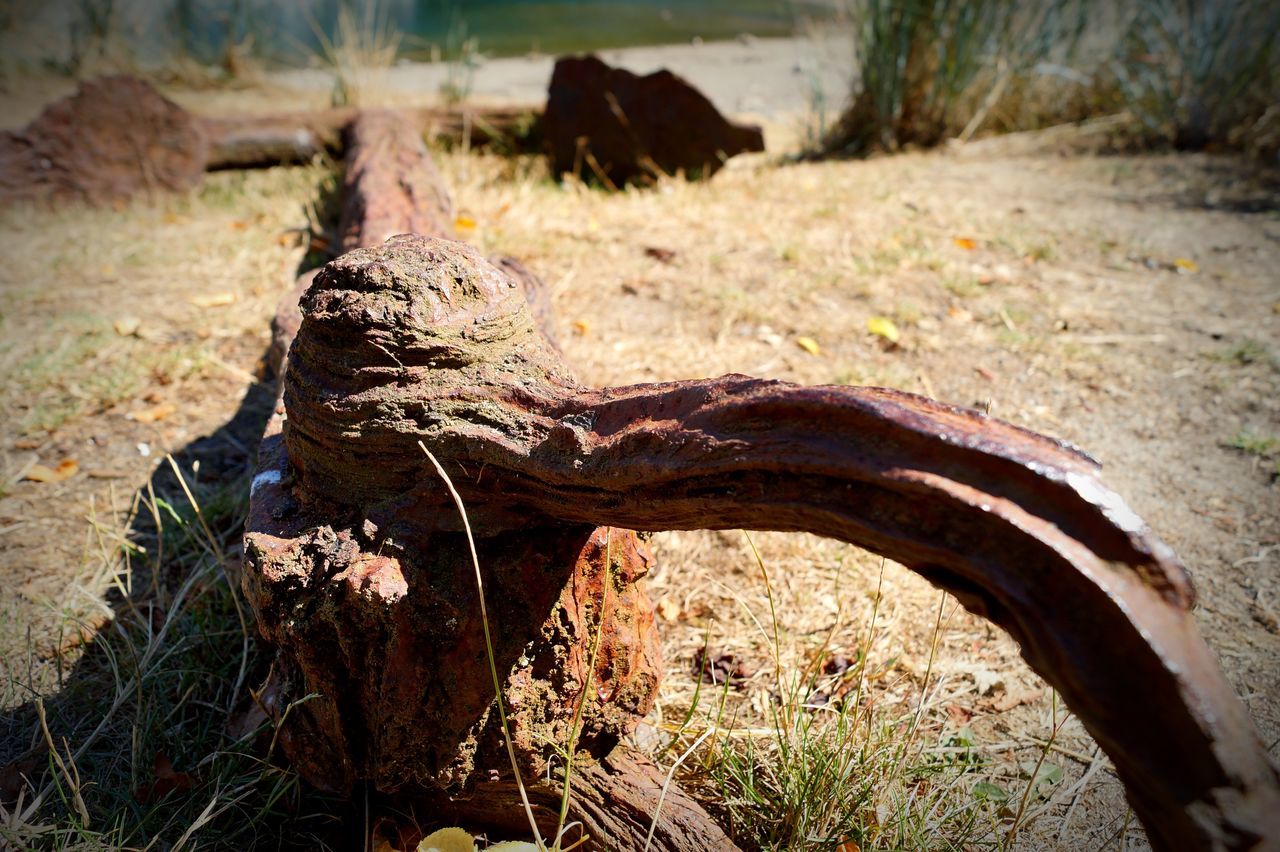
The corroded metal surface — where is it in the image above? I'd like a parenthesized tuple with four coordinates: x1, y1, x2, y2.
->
(0, 75, 207, 206)
(338, 109, 457, 253)
(200, 105, 537, 170)
(543, 54, 765, 185)
(247, 110, 727, 849)
(265, 234, 1280, 850)
(266, 111, 555, 380)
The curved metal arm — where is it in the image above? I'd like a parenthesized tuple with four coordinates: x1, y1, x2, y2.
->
(283, 235, 1280, 850)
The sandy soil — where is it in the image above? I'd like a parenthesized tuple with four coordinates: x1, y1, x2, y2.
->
(1, 43, 1278, 849)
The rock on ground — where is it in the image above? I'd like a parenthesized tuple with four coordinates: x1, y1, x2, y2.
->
(543, 54, 764, 187)
(0, 75, 207, 206)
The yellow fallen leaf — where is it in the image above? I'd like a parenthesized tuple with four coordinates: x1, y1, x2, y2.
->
(128, 402, 177, 424)
(572, 319, 590, 336)
(114, 316, 141, 337)
(23, 459, 79, 483)
(655, 595, 681, 622)
(796, 336, 821, 355)
(416, 827, 475, 852)
(190, 292, 237, 308)
(1174, 257, 1198, 273)
(454, 215, 477, 231)
(953, 237, 978, 251)
(867, 316, 901, 343)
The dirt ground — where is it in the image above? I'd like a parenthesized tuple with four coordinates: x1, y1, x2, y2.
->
(1, 84, 1278, 848)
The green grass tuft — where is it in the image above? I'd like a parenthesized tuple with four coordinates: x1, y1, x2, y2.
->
(1, 462, 345, 850)
(681, 549, 1007, 850)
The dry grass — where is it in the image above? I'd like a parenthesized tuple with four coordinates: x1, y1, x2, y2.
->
(3, 116, 1278, 848)
(436, 143, 1279, 848)
(0, 162, 332, 695)
(310, 2, 402, 107)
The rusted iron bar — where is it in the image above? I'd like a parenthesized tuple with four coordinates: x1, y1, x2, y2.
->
(253, 110, 708, 848)
(252, 233, 1279, 850)
(266, 108, 551, 379)
(200, 105, 536, 170)
(0, 75, 537, 208)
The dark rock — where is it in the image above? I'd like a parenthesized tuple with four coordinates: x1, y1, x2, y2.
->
(543, 54, 764, 187)
(0, 75, 207, 206)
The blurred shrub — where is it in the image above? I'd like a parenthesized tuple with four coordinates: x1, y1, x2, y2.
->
(1112, 0, 1280, 159)
(823, 0, 1278, 161)
(821, 0, 1087, 156)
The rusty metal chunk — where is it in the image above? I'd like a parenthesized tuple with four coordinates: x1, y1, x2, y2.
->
(543, 54, 765, 186)
(0, 75, 207, 206)
(245, 234, 1280, 850)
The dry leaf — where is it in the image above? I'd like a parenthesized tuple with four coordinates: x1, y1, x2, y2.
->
(416, 827, 476, 852)
(1, 758, 38, 805)
(1174, 257, 1199, 273)
(113, 316, 140, 337)
(572, 319, 590, 336)
(655, 595, 681, 622)
(866, 316, 901, 344)
(23, 459, 79, 483)
(190, 292, 237, 308)
(128, 402, 177, 424)
(694, 648, 754, 686)
(836, 839, 862, 852)
(454, 215, 477, 231)
(992, 687, 1044, 712)
(953, 237, 978, 250)
(644, 246, 677, 263)
(42, 612, 111, 659)
(796, 335, 821, 355)
(969, 667, 1004, 695)
(133, 752, 195, 803)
